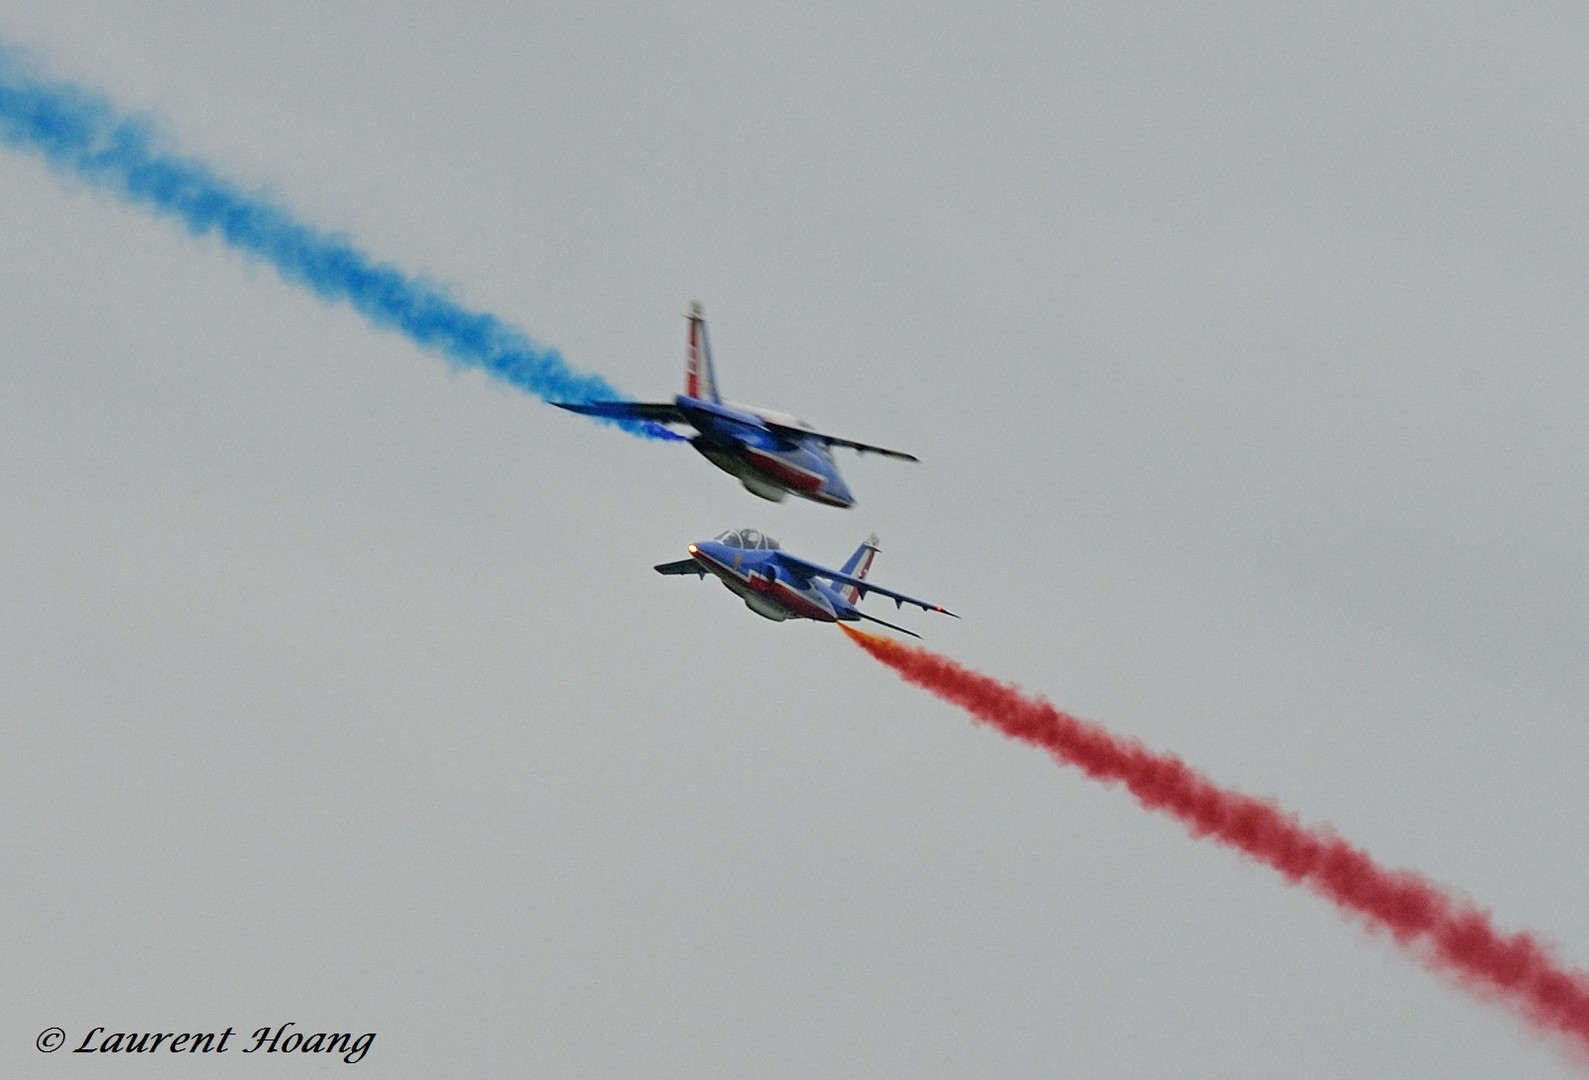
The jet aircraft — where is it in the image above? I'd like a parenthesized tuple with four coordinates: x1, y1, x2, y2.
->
(556, 304, 915, 507)
(655, 529, 956, 638)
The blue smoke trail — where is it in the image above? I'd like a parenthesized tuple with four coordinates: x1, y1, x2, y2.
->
(0, 46, 679, 441)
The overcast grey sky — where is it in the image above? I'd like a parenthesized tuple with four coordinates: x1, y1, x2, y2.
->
(4, 3, 1589, 1076)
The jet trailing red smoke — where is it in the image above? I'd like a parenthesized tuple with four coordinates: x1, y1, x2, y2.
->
(840, 625, 1589, 1055)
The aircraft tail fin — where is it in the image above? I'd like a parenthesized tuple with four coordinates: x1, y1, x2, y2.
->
(684, 301, 722, 403)
(838, 534, 880, 605)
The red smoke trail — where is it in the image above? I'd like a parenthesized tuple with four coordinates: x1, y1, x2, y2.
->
(840, 625, 1589, 1055)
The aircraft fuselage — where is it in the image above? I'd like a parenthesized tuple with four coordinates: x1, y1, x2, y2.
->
(678, 397, 855, 508)
(688, 540, 850, 623)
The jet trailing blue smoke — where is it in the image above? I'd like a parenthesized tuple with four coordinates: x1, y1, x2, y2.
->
(0, 46, 678, 441)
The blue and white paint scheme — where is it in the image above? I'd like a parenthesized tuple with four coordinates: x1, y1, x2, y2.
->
(656, 529, 957, 638)
(556, 304, 916, 507)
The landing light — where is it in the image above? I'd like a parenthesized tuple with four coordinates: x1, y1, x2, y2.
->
(688, 544, 698, 554)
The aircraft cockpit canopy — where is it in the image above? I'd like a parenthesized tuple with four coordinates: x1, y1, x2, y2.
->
(715, 529, 780, 550)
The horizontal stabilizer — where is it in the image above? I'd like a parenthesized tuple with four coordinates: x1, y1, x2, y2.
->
(852, 611, 922, 639)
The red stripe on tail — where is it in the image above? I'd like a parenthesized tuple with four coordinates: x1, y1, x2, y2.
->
(686, 317, 703, 399)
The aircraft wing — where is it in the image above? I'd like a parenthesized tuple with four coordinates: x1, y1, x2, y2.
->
(761, 421, 918, 461)
(654, 559, 707, 578)
(772, 552, 957, 617)
(555, 400, 689, 425)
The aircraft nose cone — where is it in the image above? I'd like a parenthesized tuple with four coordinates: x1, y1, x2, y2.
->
(692, 541, 728, 567)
